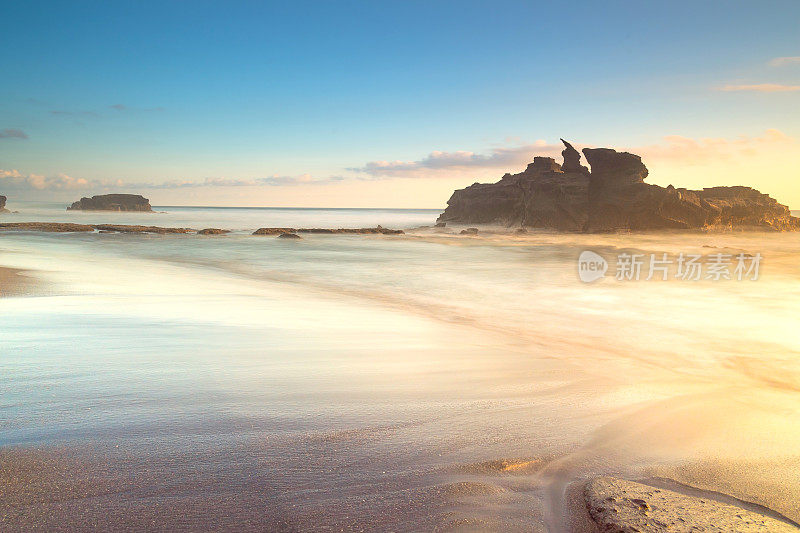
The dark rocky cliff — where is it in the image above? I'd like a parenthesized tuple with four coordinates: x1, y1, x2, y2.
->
(437, 140, 799, 232)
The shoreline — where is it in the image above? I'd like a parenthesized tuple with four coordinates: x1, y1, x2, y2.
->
(0, 266, 42, 298)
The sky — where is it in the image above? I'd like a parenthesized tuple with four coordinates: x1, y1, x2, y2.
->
(1, 0, 799, 208)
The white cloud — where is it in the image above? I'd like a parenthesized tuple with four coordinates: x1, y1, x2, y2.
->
(768, 56, 800, 67)
(718, 83, 800, 92)
(352, 140, 562, 178)
(0, 170, 92, 190)
(0, 170, 341, 192)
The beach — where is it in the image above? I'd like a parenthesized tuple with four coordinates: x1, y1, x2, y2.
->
(2, 206, 800, 531)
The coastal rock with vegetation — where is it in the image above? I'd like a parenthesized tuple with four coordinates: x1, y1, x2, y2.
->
(67, 194, 153, 212)
(438, 140, 800, 232)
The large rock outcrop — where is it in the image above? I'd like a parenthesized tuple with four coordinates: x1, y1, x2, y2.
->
(67, 194, 153, 212)
(0, 195, 8, 213)
(438, 140, 799, 232)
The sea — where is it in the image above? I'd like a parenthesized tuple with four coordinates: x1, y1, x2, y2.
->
(1, 202, 799, 531)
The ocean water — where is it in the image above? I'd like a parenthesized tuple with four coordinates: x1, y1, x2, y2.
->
(2, 205, 800, 531)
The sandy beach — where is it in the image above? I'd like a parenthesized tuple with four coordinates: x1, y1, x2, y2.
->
(2, 221, 800, 531)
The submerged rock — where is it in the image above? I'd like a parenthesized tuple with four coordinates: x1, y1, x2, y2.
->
(0, 222, 94, 232)
(253, 227, 404, 235)
(278, 232, 301, 239)
(0, 223, 192, 234)
(585, 477, 798, 533)
(438, 139, 799, 232)
(67, 194, 153, 212)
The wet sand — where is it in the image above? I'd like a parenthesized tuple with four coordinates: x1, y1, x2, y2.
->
(2, 228, 800, 532)
(0, 266, 41, 298)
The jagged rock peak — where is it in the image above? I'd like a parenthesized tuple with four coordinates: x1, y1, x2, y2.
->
(525, 156, 562, 173)
(582, 147, 648, 184)
(560, 139, 589, 174)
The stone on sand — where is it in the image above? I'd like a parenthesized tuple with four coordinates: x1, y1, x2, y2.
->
(585, 476, 797, 533)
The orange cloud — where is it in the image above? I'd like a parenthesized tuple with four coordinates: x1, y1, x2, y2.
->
(718, 84, 800, 92)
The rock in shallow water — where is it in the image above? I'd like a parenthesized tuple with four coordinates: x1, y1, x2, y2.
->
(437, 139, 799, 232)
(584, 477, 798, 533)
(67, 194, 153, 212)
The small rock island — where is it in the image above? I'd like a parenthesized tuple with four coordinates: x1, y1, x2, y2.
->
(438, 140, 799, 232)
(67, 194, 153, 212)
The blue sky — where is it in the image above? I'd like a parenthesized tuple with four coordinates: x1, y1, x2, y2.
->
(2, 0, 799, 207)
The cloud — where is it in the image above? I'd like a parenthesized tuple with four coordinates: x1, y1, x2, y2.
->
(50, 109, 100, 117)
(0, 170, 92, 190)
(633, 129, 796, 166)
(352, 140, 562, 178)
(108, 104, 165, 112)
(0, 128, 28, 139)
(718, 83, 800, 92)
(768, 56, 800, 67)
(151, 174, 333, 188)
(0, 170, 340, 192)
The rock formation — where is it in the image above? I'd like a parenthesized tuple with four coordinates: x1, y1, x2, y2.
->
(0, 195, 8, 213)
(0, 223, 192, 233)
(585, 477, 798, 532)
(438, 140, 799, 232)
(67, 194, 153, 212)
(253, 227, 404, 235)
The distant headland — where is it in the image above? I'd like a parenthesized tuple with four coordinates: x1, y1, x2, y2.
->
(67, 194, 153, 212)
(438, 139, 800, 232)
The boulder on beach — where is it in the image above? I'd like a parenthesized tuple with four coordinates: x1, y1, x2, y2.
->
(585, 477, 798, 533)
(67, 194, 153, 212)
(437, 139, 800, 232)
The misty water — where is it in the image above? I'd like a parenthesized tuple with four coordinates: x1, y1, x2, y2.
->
(2, 205, 800, 530)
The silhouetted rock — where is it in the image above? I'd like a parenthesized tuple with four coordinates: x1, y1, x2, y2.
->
(67, 194, 153, 212)
(438, 140, 799, 232)
(278, 232, 301, 239)
(560, 139, 588, 174)
(197, 228, 230, 235)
